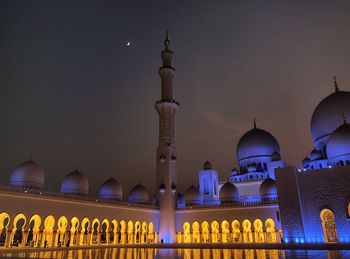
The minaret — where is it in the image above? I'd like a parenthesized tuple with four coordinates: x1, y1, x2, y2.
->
(155, 31, 179, 243)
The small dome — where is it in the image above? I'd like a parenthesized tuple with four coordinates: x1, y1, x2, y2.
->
(219, 182, 240, 203)
(99, 177, 123, 201)
(237, 127, 280, 168)
(10, 160, 45, 189)
(302, 157, 311, 168)
(259, 178, 278, 198)
(203, 161, 212, 170)
(177, 193, 185, 208)
(309, 149, 322, 161)
(128, 184, 150, 204)
(247, 164, 256, 172)
(271, 151, 281, 161)
(184, 185, 202, 206)
(61, 169, 89, 196)
(230, 168, 239, 176)
(326, 122, 350, 161)
(311, 90, 350, 150)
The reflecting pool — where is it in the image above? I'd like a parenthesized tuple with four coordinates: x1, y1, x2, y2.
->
(0, 248, 347, 259)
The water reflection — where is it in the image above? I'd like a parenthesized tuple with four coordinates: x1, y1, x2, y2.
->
(0, 248, 346, 259)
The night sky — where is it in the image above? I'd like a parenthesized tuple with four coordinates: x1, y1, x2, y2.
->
(0, 1, 349, 197)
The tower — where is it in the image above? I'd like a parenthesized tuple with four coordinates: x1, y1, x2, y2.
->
(155, 31, 179, 243)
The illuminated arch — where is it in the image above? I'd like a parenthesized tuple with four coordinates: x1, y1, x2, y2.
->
(0, 213, 10, 247)
(101, 219, 110, 244)
(320, 209, 338, 243)
(55, 216, 68, 247)
(29, 214, 42, 232)
(79, 217, 90, 246)
(69, 217, 80, 246)
(182, 222, 191, 243)
(221, 220, 230, 243)
(192, 221, 200, 243)
(91, 218, 101, 245)
(26, 214, 42, 247)
(119, 220, 126, 244)
(211, 221, 219, 243)
(111, 219, 118, 244)
(41, 215, 55, 247)
(231, 220, 241, 242)
(242, 219, 252, 242)
(127, 220, 134, 244)
(11, 213, 27, 246)
(265, 218, 276, 242)
(253, 219, 264, 242)
(134, 221, 141, 244)
(148, 222, 154, 243)
(201, 221, 209, 243)
(141, 222, 147, 244)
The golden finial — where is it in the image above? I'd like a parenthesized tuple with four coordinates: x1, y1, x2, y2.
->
(333, 76, 339, 92)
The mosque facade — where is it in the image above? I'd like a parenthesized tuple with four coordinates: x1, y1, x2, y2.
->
(0, 35, 350, 247)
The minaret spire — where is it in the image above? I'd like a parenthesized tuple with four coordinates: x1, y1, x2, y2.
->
(155, 33, 179, 243)
(333, 76, 339, 92)
(253, 117, 257, 129)
(164, 30, 170, 50)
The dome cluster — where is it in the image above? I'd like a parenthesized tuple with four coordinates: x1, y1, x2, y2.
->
(303, 81, 350, 169)
(8, 161, 152, 204)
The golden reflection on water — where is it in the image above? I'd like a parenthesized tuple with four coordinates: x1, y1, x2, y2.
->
(0, 248, 344, 259)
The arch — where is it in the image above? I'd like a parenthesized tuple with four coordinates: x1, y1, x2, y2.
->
(201, 221, 209, 243)
(120, 220, 126, 244)
(253, 219, 264, 242)
(134, 221, 141, 244)
(148, 222, 154, 243)
(211, 221, 219, 243)
(265, 218, 276, 242)
(100, 219, 110, 244)
(183, 222, 190, 243)
(127, 220, 134, 244)
(42, 215, 55, 247)
(0, 213, 10, 247)
(221, 220, 230, 243)
(192, 221, 200, 243)
(242, 219, 252, 242)
(69, 217, 80, 246)
(10, 213, 27, 247)
(26, 215, 40, 247)
(79, 217, 90, 246)
(141, 221, 147, 244)
(56, 216, 68, 247)
(320, 209, 338, 243)
(91, 218, 100, 245)
(231, 220, 241, 242)
(110, 219, 118, 244)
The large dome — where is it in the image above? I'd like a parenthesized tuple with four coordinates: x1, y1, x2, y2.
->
(311, 90, 350, 151)
(326, 122, 350, 162)
(219, 182, 240, 203)
(184, 185, 202, 206)
(9, 160, 45, 189)
(237, 127, 280, 167)
(99, 177, 123, 201)
(61, 169, 89, 196)
(128, 184, 150, 204)
(259, 178, 278, 199)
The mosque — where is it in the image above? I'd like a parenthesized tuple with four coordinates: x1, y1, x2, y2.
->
(0, 34, 350, 248)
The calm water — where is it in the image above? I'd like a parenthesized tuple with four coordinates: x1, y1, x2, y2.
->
(0, 248, 348, 259)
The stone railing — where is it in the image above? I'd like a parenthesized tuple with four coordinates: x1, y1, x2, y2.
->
(177, 195, 278, 210)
